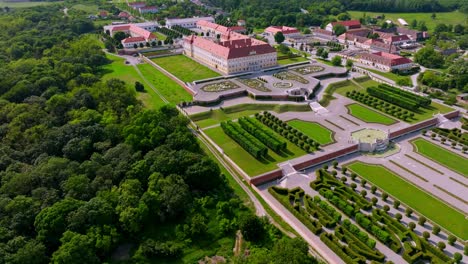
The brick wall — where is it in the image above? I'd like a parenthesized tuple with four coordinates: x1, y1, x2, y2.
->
(249, 169, 282, 186)
(293, 145, 359, 171)
(389, 118, 438, 139)
(444, 111, 460, 120)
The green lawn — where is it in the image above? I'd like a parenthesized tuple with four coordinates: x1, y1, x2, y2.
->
(71, 4, 99, 13)
(346, 103, 396, 125)
(191, 104, 310, 128)
(137, 64, 192, 104)
(287, 120, 335, 145)
(347, 162, 468, 240)
(278, 56, 309, 65)
(334, 80, 453, 124)
(204, 125, 307, 176)
(361, 67, 412, 85)
(101, 54, 166, 109)
(151, 55, 220, 82)
(348, 11, 467, 32)
(411, 138, 468, 177)
(154, 32, 167, 41)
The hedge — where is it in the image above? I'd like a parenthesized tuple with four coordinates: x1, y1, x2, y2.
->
(220, 121, 267, 158)
(239, 117, 287, 152)
(367, 86, 420, 111)
(320, 233, 364, 264)
(378, 84, 431, 107)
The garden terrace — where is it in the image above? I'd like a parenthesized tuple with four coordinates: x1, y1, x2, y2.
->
(346, 104, 396, 125)
(237, 78, 271, 92)
(305, 168, 460, 262)
(190, 103, 311, 129)
(151, 55, 221, 83)
(269, 186, 386, 264)
(256, 112, 321, 152)
(201, 81, 239, 92)
(286, 120, 335, 145)
(410, 138, 468, 177)
(204, 120, 307, 176)
(347, 162, 468, 239)
(345, 88, 453, 124)
(293, 65, 325, 75)
(273, 71, 309, 84)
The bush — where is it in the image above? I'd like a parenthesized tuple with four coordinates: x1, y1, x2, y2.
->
(418, 216, 426, 226)
(350, 183, 357, 190)
(437, 241, 446, 250)
(371, 197, 378, 205)
(332, 160, 338, 168)
(448, 235, 456, 245)
(454, 252, 463, 263)
(360, 190, 367, 197)
(393, 200, 400, 209)
(351, 173, 357, 180)
(371, 186, 377, 194)
(383, 205, 390, 212)
(360, 179, 367, 187)
(405, 208, 413, 217)
(423, 231, 430, 240)
(135, 81, 145, 92)
(432, 225, 440, 235)
(382, 193, 388, 201)
(409, 222, 416, 230)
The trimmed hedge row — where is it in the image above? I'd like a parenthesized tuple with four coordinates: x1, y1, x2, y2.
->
(346, 90, 413, 121)
(220, 121, 267, 158)
(355, 213, 390, 244)
(342, 219, 376, 249)
(256, 112, 319, 152)
(432, 128, 468, 147)
(304, 196, 337, 228)
(320, 233, 365, 264)
(155, 26, 182, 39)
(403, 232, 454, 264)
(238, 117, 287, 153)
(367, 86, 420, 111)
(378, 84, 431, 107)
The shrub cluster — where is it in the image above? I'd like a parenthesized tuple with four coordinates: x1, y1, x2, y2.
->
(155, 27, 182, 39)
(238, 117, 286, 153)
(342, 219, 377, 249)
(220, 121, 267, 159)
(355, 213, 390, 243)
(256, 112, 319, 152)
(320, 233, 364, 264)
(171, 25, 196, 36)
(432, 128, 468, 147)
(346, 90, 414, 121)
(366, 84, 430, 111)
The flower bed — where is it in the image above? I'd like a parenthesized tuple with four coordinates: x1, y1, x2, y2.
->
(273, 71, 309, 84)
(273, 82, 293, 89)
(238, 78, 271, 92)
(201, 81, 239, 92)
(293, 65, 325, 75)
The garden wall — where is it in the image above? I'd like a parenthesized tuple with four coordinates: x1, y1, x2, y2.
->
(389, 118, 438, 139)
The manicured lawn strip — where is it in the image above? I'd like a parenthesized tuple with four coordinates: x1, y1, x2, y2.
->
(154, 32, 167, 41)
(287, 120, 334, 145)
(360, 67, 410, 83)
(137, 63, 192, 104)
(411, 138, 468, 177)
(347, 162, 468, 240)
(151, 55, 220, 82)
(204, 126, 306, 176)
(348, 11, 467, 31)
(0, 1, 59, 7)
(346, 104, 396, 125)
(192, 103, 310, 128)
(101, 54, 166, 109)
(278, 56, 309, 65)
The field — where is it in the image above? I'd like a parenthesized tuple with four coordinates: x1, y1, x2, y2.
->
(71, 3, 98, 13)
(286, 120, 334, 145)
(277, 56, 309, 65)
(151, 55, 220, 82)
(191, 104, 310, 128)
(348, 11, 467, 31)
(137, 63, 192, 104)
(347, 162, 468, 240)
(204, 125, 306, 176)
(346, 103, 396, 125)
(0, 1, 59, 7)
(101, 54, 166, 108)
(334, 80, 453, 124)
(411, 138, 468, 177)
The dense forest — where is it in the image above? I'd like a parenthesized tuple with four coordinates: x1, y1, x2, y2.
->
(205, 0, 467, 28)
(0, 5, 317, 264)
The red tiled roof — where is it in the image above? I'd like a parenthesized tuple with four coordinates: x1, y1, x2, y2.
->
(111, 24, 156, 41)
(122, 36, 146, 43)
(118, 11, 130, 18)
(185, 34, 276, 59)
(265, 26, 300, 35)
(332, 20, 361, 27)
(139, 6, 157, 10)
(112, 25, 131, 31)
(360, 51, 412, 66)
(128, 2, 146, 6)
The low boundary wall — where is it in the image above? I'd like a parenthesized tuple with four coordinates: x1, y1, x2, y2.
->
(249, 144, 360, 186)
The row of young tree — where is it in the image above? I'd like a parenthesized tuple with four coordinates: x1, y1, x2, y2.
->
(0, 5, 318, 263)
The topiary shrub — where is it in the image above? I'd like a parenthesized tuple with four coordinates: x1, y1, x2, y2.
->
(432, 225, 440, 235)
(418, 216, 426, 226)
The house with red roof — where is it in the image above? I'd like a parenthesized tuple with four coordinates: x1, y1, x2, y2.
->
(326, 20, 361, 32)
(358, 51, 413, 72)
(128, 2, 146, 9)
(99, 11, 108, 18)
(184, 22, 277, 74)
(118, 11, 130, 19)
(264, 26, 301, 38)
(313, 28, 334, 40)
(103, 22, 157, 49)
